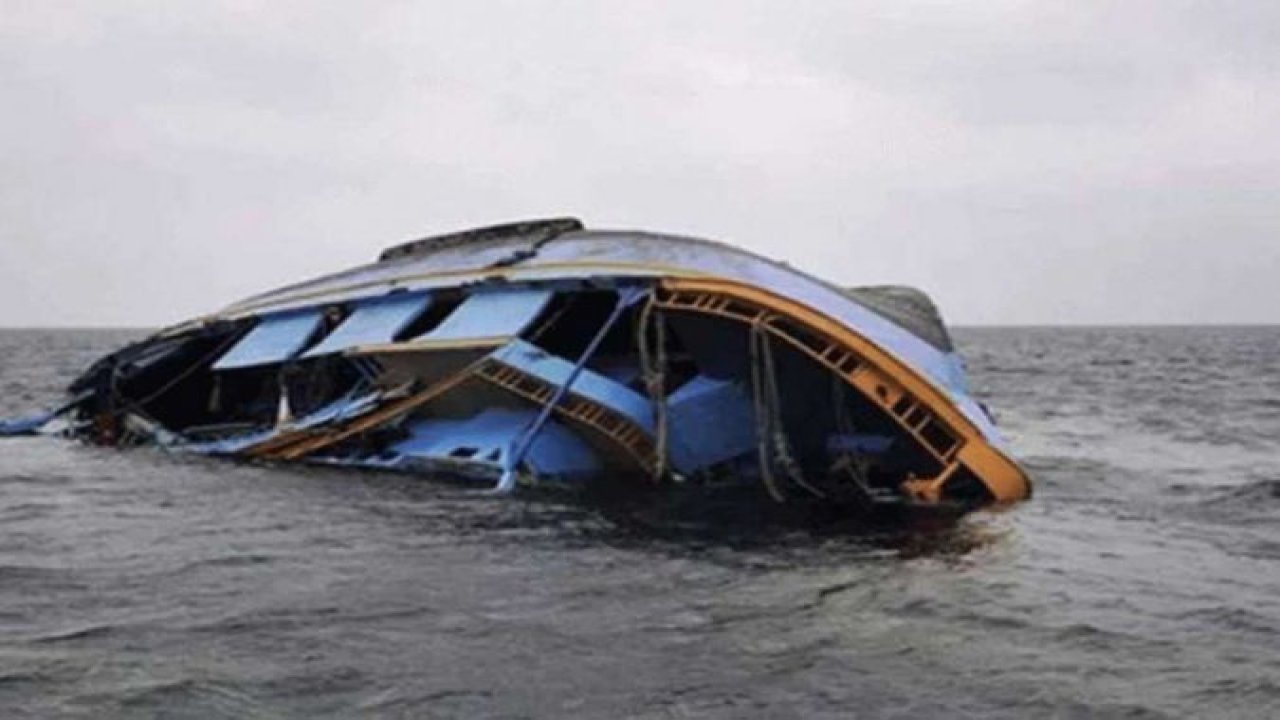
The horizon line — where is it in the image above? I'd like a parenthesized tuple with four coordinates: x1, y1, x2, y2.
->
(1, 321, 1277, 331)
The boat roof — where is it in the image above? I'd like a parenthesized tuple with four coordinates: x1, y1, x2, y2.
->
(221, 219, 956, 353)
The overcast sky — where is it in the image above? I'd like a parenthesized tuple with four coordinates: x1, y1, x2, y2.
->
(2, 1, 1277, 327)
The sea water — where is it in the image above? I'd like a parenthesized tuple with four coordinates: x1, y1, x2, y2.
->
(1, 327, 1277, 719)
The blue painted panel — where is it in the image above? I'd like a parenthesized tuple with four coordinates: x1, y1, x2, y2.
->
(212, 309, 325, 370)
(0, 412, 55, 436)
(666, 376, 756, 474)
(415, 287, 553, 343)
(490, 340, 654, 432)
(389, 408, 600, 480)
(303, 292, 431, 357)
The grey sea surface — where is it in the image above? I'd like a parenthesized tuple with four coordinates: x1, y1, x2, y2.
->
(1, 327, 1278, 719)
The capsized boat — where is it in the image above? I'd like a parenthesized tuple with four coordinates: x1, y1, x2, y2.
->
(5, 219, 1030, 510)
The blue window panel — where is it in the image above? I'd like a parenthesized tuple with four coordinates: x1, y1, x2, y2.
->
(212, 309, 325, 370)
(413, 287, 554, 346)
(303, 292, 432, 358)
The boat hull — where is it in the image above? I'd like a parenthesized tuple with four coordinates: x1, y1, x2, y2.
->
(11, 219, 1031, 511)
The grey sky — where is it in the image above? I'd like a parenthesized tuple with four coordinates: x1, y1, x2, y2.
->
(2, 1, 1277, 326)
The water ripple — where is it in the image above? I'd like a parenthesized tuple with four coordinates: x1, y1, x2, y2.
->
(0, 327, 1277, 719)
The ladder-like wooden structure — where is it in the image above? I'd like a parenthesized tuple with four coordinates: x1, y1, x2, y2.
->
(653, 283, 968, 502)
(473, 358, 658, 476)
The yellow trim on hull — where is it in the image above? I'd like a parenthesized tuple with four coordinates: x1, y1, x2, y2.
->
(656, 277, 1032, 504)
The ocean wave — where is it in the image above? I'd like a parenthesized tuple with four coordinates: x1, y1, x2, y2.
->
(1204, 478, 1280, 506)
